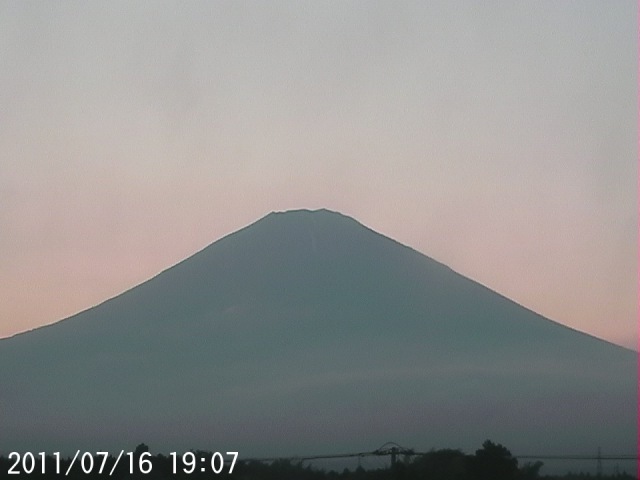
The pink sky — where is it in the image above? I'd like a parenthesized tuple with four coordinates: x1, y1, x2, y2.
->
(0, 2, 636, 349)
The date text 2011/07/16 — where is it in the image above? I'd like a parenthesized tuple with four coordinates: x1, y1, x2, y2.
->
(6, 451, 239, 476)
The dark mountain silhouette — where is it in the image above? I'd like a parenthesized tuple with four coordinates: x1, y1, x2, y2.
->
(0, 209, 635, 458)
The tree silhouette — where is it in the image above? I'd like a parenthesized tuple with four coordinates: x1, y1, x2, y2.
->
(409, 448, 468, 480)
(469, 440, 519, 480)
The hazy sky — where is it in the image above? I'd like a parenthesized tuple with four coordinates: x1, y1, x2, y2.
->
(1, 1, 636, 349)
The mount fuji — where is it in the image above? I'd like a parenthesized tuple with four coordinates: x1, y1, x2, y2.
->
(0, 209, 635, 459)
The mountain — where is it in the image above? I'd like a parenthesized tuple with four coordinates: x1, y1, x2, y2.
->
(0, 209, 636, 461)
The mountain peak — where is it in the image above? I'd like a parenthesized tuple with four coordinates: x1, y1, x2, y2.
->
(0, 210, 635, 459)
(260, 207, 362, 228)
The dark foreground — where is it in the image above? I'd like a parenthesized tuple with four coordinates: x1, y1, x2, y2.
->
(1, 441, 636, 479)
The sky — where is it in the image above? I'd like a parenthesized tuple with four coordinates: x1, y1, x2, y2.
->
(0, 1, 636, 349)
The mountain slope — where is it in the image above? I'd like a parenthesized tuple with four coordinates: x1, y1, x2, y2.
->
(0, 209, 636, 458)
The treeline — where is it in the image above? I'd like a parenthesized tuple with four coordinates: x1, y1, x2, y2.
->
(0, 440, 636, 480)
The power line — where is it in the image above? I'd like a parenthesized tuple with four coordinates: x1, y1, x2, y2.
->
(240, 443, 638, 464)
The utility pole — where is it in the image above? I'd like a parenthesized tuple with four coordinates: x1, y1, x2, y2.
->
(596, 447, 602, 478)
(390, 447, 398, 468)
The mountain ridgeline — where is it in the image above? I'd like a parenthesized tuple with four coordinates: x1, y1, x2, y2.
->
(0, 209, 636, 459)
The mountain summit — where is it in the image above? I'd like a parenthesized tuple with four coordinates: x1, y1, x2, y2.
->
(0, 209, 636, 458)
